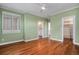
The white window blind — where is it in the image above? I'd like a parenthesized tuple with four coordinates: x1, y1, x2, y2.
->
(2, 11, 21, 34)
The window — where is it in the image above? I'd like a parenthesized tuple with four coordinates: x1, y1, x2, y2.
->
(2, 11, 21, 34)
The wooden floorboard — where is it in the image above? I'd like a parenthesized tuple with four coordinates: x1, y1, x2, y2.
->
(0, 38, 79, 55)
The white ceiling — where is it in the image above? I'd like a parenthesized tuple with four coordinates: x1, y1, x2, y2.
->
(0, 3, 79, 18)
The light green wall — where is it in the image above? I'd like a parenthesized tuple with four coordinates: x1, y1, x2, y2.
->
(50, 15, 62, 40)
(50, 8, 79, 43)
(24, 14, 48, 40)
(0, 8, 24, 44)
(0, 8, 48, 44)
(75, 8, 79, 43)
(43, 19, 48, 37)
(0, 8, 2, 42)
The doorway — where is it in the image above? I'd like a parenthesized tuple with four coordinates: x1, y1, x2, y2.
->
(38, 21, 44, 38)
(62, 16, 75, 43)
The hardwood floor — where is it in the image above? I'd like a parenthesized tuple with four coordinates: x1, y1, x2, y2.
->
(0, 38, 79, 55)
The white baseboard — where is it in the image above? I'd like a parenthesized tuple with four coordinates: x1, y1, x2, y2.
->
(50, 38, 63, 42)
(0, 37, 55, 46)
(74, 42, 79, 46)
(0, 40, 24, 46)
(42, 36, 48, 38)
(0, 38, 38, 46)
(24, 38, 38, 42)
(24, 36, 49, 42)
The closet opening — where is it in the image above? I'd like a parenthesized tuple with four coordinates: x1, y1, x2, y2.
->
(62, 16, 75, 43)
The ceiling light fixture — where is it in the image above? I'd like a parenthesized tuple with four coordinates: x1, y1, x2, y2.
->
(41, 6, 46, 10)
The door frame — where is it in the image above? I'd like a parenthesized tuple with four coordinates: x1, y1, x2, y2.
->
(37, 21, 44, 38)
(62, 16, 76, 43)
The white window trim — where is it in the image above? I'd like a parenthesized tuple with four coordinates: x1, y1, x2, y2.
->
(2, 11, 21, 34)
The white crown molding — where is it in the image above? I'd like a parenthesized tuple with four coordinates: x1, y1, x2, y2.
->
(0, 6, 25, 14)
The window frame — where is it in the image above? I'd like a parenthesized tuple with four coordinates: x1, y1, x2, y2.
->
(2, 11, 21, 34)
